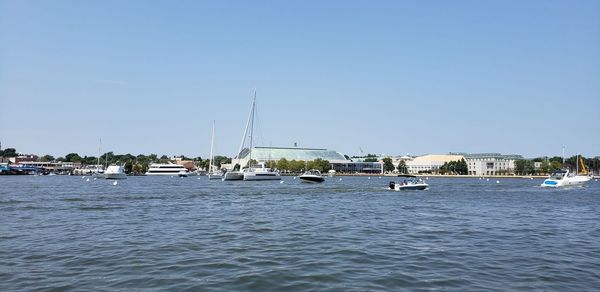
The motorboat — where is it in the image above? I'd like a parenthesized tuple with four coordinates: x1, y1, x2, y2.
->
(299, 169, 325, 183)
(243, 163, 281, 181)
(389, 174, 428, 190)
(145, 163, 188, 176)
(541, 169, 590, 188)
(105, 165, 127, 179)
(178, 168, 199, 177)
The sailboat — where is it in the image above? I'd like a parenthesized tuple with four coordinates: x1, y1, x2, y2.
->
(91, 138, 105, 178)
(223, 91, 256, 181)
(241, 90, 280, 181)
(223, 89, 280, 181)
(207, 121, 224, 180)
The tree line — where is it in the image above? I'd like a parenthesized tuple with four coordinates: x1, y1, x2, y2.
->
(514, 156, 600, 175)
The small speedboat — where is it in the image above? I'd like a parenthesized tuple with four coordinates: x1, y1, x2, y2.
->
(389, 175, 428, 190)
(299, 169, 325, 183)
(541, 169, 590, 188)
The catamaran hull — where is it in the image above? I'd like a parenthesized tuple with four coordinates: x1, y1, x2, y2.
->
(243, 173, 281, 181)
(223, 172, 244, 181)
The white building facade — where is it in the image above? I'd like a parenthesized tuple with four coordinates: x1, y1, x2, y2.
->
(465, 153, 523, 176)
(405, 154, 465, 174)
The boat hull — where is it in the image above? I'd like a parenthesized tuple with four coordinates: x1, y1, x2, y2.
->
(541, 176, 590, 188)
(243, 173, 281, 181)
(299, 175, 325, 183)
(105, 173, 127, 180)
(223, 171, 243, 181)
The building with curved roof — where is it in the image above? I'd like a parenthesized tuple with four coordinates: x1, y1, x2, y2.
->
(237, 147, 348, 163)
(223, 146, 381, 174)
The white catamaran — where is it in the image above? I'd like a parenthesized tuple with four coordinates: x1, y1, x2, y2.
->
(223, 89, 280, 181)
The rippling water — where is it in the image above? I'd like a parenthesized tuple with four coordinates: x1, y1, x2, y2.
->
(1, 175, 600, 290)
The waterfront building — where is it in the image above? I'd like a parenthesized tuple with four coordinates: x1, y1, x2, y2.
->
(9, 154, 39, 164)
(405, 154, 465, 174)
(464, 153, 523, 176)
(222, 146, 382, 174)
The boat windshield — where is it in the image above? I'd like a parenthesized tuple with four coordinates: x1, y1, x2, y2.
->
(549, 171, 567, 179)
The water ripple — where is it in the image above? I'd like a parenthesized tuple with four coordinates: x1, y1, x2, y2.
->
(1, 176, 599, 290)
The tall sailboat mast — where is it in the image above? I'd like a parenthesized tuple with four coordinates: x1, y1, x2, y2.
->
(209, 121, 215, 172)
(97, 138, 102, 168)
(248, 89, 256, 165)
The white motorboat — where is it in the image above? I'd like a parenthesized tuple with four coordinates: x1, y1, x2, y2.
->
(389, 175, 428, 190)
(541, 169, 590, 188)
(105, 165, 127, 179)
(243, 163, 281, 181)
(299, 169, 325, 183)
(177, 170, 199, 177)
(145, 163, 188, 176)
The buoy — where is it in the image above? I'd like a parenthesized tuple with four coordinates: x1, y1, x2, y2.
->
(280, 181, 284, 184)
(530, 177, 533, 180)
(293, 177, 296, 179)
(426, 177, 429, 180)
(486, 178, 489, 181)
(496, 180, 500, 184)
(86, 178, 90, 182)
(113, 181, 118, 186)
(378, 177, 381, 179)
(197, 177, 201, 180)
(82, 176, 86, 179)
(339, 178, 342, 181)
(368, 177, 371, 180)
(93, 177, 97, 181)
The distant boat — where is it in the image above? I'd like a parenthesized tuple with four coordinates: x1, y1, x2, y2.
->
(299, 169, 325, 183)
(207, 121, 224, 180)
(243, 162, 281, 181)
(389, 174, 428, 190)
(327, 169, 336, 177)
(145, 163, 188, 176)
(105, 165, 127, 179)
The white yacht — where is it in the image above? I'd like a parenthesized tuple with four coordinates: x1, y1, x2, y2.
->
(145, 163, 189, 176)
(105, 165, 127, 179)
(541, 169, 590, 188)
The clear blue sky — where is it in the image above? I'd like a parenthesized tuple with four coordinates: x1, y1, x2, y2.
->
(1, 0, 599, 159)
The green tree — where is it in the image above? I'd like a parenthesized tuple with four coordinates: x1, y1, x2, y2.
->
(124, 161, 133, 174)
(382, 157, 395, 173)
(39, 155, 55, 162)
(65, 153, 82, 162)
(397, 160, 406, 174)
(277, 158, 289, 171)
(539, 161, 550, 174)
(0, 148, 17, 157)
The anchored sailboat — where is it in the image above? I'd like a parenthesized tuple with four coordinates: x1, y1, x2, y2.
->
(208, 121, 224, 180)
